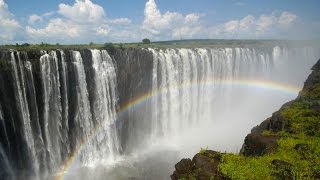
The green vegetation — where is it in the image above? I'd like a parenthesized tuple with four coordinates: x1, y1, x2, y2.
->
(281, 100, 320, 136)
(142, 38, 151, 44)
(220, 135, 320, 179)
(199, 146, 208, 155)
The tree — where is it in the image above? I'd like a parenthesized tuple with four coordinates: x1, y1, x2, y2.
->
(104, 42, 116, 54)
(21, 43, 30, 47)
(142, 38, 151, 44)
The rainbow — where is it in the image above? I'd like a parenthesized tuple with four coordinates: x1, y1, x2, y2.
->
(55, 79, 301, 180)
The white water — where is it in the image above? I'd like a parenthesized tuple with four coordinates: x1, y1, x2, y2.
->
(87, 49, 120, 164)
(40, 51, 64, 172)
(64, 50, 120, 167)
(10, 52, 40, 179)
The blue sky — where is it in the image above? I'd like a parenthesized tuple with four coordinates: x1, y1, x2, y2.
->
(1, 0, 320, 44)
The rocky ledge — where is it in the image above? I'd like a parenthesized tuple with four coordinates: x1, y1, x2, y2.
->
(171, 59, 320, 179)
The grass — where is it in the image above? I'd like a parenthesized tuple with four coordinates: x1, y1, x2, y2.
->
(219, 135, 320, 179)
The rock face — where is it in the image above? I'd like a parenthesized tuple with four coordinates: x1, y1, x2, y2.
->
(110, 48, 154, 152)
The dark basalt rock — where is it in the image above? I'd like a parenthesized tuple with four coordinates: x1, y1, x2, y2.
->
(171, 150, 229, 180)
(175, 158, 193, 174)
(110, 48, 154, 152)
(171, 158, 193, 179)
(241, 133, 280, 156)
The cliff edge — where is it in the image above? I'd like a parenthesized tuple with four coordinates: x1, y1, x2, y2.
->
(171, 59, 320, 180)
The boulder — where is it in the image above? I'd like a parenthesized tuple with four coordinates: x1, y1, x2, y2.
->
(241, 133, 279, 156)
(175, 158, 193, 174)
(171, 150, 229, 180)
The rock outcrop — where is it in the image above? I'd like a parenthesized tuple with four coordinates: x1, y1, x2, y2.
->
(171, 150, 229, 180)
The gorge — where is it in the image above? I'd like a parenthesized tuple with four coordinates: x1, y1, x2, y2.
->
(0, 41, 319, 179)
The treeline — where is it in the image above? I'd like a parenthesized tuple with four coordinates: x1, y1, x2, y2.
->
(0, 38, 153, 50)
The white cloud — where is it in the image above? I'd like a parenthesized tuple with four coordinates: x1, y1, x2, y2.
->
(143, 0, 203, 39)
(0, 0, 21, 41)
(239, 15, 255, 31)
(1, 0, 310, 43)
(278, 11, 297, 27)
(209, 12, 298, 38)
(28, 14, 42, 24)
(224, 20, 239, 33)
(26, 0, 134, 42)
(58, 0, 105, 23)
(26, 18, 81, 39)
(185, 13, 201, 24)
(256, 15, 277, 33)
(28, 12, 54, 24)
(110, 18, 132, 25)
(96, 26, 110, 36)
(172, 26, 203, 39)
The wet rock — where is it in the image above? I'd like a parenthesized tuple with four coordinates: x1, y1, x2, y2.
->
(241, 133, 279, 156)
(175, 158, 193, 174)
(171, 150, 229, 180)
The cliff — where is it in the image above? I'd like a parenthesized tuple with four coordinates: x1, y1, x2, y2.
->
(171, 59, 320, 180)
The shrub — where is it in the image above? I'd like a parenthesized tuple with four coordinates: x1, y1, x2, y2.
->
(142, 38, 151, 44)
(104, 43, 116, 54)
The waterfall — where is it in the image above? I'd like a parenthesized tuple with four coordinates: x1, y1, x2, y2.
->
(0, 103, 15, 179)
(40, 51, 64, 172)
(145, 47, 320, 149)
(85, 49, 120, 164)
(10, 52, 40, 178)
(0, 44, 319, 179)
(0, 49, 121, 179)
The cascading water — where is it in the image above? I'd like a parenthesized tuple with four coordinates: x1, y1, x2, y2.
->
(139, 47, 275, 151)
(145, 47, 319, 149)
(85, 49, 120, 164)
(10, 52, 40, 179)
(0, 43, 319, 180)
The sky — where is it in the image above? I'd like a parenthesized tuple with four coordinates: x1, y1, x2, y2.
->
(1, 0, 320, 44)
